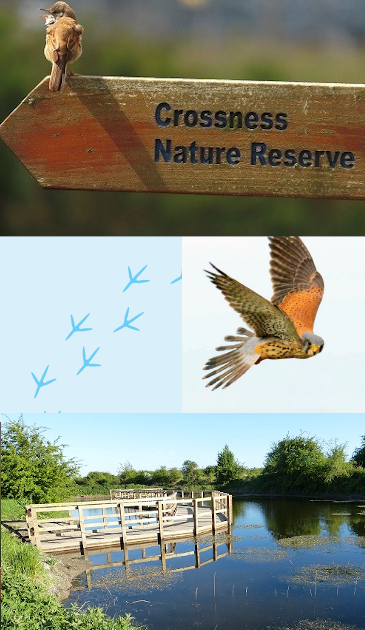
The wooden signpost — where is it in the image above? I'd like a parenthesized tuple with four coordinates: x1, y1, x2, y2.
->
(1, 75, 365, 198)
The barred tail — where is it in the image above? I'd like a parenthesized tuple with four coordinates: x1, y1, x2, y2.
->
(203, 328, 260, 390)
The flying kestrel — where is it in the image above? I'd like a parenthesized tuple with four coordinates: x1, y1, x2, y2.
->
(203, 237, 324, 390)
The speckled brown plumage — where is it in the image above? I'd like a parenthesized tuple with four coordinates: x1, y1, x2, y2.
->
(269, 236, 324, 336)
(203, 237, 325, 390)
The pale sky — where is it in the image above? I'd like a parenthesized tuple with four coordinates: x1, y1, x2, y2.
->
(3, 412, 364, 474)
(182, 237, 365, 413)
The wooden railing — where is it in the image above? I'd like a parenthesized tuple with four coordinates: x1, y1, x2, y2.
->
(25, 490, 232, 551)
(110, 487, 164, 499)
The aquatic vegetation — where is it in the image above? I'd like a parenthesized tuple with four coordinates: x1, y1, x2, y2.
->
(214, 532, 243, 544)
(274, 620, 359, 630)
(91, 566, 181, 593)
(289, 563, 364, 586)
(233, 547, 289, 562)
(277, 535, 340, 550)
(235, 523, 265, 529)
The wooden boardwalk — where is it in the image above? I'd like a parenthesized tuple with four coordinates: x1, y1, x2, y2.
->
(24, 491, 232, 553)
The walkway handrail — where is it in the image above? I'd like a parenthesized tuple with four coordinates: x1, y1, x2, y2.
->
(25, 490, 232, 550)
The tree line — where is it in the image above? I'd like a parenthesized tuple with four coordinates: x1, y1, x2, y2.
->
(1, 416, 365, 504)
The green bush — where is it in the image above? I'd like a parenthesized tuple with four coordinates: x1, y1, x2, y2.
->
(1, 416, 79, 503)
(1, 530, 144, 630)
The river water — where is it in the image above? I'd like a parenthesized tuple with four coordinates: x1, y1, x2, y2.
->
(65, 497, 365, 629)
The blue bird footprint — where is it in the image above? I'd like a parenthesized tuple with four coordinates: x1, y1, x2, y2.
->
(31, 264, 181, 398)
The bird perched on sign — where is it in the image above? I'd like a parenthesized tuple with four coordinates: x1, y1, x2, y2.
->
(203, 237, 325, 390)
(41, 2, 83, 92)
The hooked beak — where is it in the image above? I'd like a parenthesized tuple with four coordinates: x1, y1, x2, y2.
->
(40, 8, 51, 12)
(312, 345, 320, 356)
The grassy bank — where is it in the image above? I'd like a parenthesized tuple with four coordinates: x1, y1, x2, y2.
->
(1, 525, 144, 630)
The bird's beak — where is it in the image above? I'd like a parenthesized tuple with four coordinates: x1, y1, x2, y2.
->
(40, 8, 51, 12)
(312, 345, 320, 355)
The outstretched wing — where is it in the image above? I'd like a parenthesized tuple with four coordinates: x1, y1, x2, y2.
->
(206, 263, 300, 342)
(269, 237, 324, 336)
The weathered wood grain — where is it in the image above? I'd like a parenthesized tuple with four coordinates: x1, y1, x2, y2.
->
(24, 493, 231, 552)
(1, 76, 365, 198)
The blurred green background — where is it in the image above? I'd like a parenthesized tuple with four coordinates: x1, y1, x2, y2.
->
(1, 0, 365, 235)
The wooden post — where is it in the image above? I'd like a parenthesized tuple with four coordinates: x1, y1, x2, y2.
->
(138, 501, 143, 525)
(193, 498, 199, 536)
(227, 494, 233, 534)
(211, 495, 217, 535)
(79, 506, 88, 551)
(26, 506, 36, 547)
(30, 506, 42, 549)
(119, 501, 127, 543)
(102, 506, 108, 530)
(158, 500, 165, 542)
(124, 542, 130, 575)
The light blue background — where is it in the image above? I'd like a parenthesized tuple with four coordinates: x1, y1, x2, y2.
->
(0, 237, 182, 411)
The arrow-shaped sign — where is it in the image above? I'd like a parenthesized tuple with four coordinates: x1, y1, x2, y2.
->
(1, 75, 365, 199)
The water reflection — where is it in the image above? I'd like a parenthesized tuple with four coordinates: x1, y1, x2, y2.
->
(65, 497, 365, 630)
(70, 533, 233, 590)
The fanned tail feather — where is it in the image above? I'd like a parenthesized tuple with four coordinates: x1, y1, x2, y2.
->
(203, 329, 260, 390)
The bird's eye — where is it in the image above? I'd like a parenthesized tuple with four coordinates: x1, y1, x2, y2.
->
(319, 344, 324, 353)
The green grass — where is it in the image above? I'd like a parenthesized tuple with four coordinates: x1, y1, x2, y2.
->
(1, 529, 145, 630)
(1, 499, 26, 521)
(1, 499, 69, 522)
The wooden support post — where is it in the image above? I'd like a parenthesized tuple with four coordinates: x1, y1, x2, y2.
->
(79, 506, 88, 551)
(26, 506, 35, 546)
(30, 506, 42, 549)
(102, 506, 108, 530)
(193, 498, 199, 536)
(211, 495, 217, 536)
(227, 494, 233, 534)
(158, 500, 165, 542)
(124, 543, 130, 575)
(119, 501, 127, 543)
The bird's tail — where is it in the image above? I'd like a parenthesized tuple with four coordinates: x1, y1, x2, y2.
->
(203, 328, 260, 390)
(49, 55, 67, 92)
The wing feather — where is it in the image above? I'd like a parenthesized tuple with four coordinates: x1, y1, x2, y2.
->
(206, 263, 300, 342)
(269, 237, 324, 336)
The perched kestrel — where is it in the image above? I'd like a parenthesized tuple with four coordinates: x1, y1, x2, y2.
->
(203, 237, 324, 390)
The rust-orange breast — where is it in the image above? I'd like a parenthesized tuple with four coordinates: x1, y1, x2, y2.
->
(278, 286, 323, 336)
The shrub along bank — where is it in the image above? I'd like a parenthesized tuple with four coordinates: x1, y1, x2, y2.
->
(1, 528, 144, 630)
